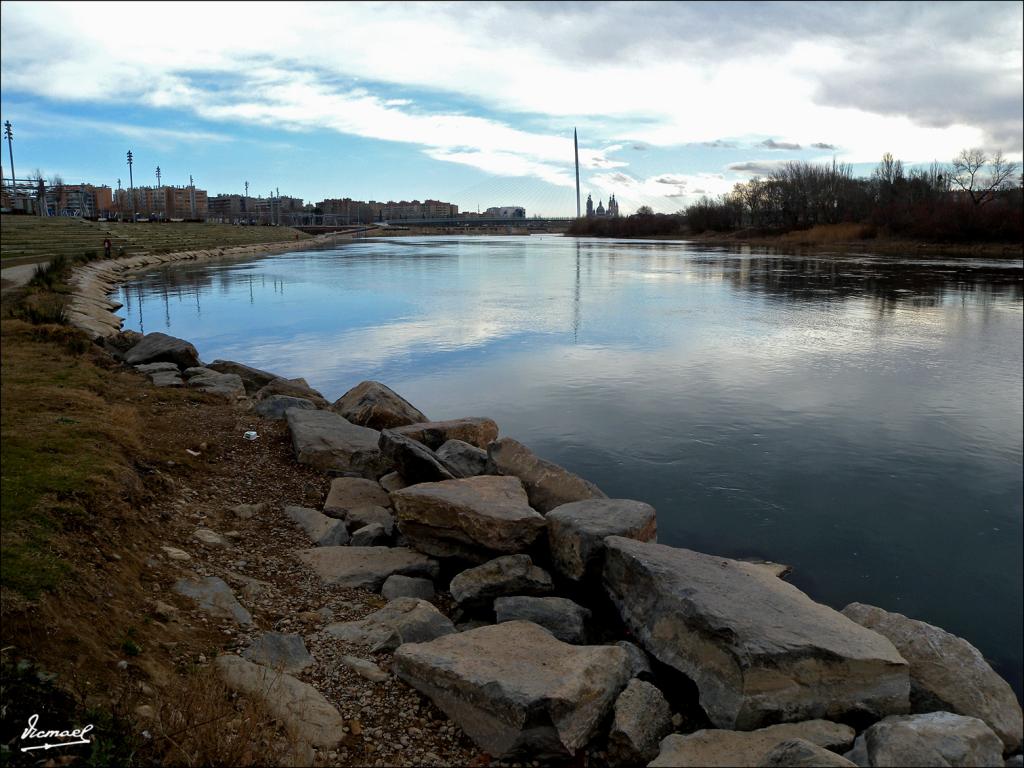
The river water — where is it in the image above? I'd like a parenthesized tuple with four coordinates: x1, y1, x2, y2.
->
(116, 235, 1024, 698)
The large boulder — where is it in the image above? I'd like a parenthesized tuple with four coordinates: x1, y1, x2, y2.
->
(391, 417, 499, 450)
(323, 477, 391, 517)
(173, 576, 251, 625)
(330, 380, 427, 430)
(607, 679, 673, 767)
(449, 554, 554, 611)
(382, 574, 436, 601)
(436, 439, 489, 477)
(393, 621, 631, 759)
(603, 538, 910, 730)
(391, 476, 545, 561)
(123, 332, 200, 370)
(379, 429, 461, 484)
(254, 394, 316, 420)
(296, 546, 437, 591)
(324, 597, 455, 652)
(256, 377, 329, 408)
(546, 498, 657, 581)
(207, 359, 280, 395)
(760, 739, 857, 767)
(487, 437, 606, 513)
(214, 655, 344, 748)
(285, 409, 391, 478)
(842, 602, 1023, 752)
(844, 712, 1004, 767)
(284, 505, 349, 547)
(183, 368, 246, 399)
(650, 720, 856, 767)
(494, 595, 591, 644)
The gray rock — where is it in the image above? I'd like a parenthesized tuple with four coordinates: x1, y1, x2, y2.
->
(617, 640, 654, 681)
(284, 505, 350, 547)
(650, 721, 857, 767)
(134, 361, 180, 374)
(379, 429, 462, 483)
(392, 475, 545, 560)
(436, 439, 489, 477)
(323, 477, 391, 518)
(607, 679, 672, 767)
(254, 394, 316, 420)
(449, 554, 554, 611)
(193, 527, 230, 547)
(286, 408, 392, 478)
(842, 602, 1023, 752)
(207, 359, 280, 395)
(844, 712, 1004, 767)
(255, 377, 329, 408)
(379, 471, 408, 492)
(486, 437, 606, 513)
(149, 370, 184, 387)
(1005, 756, 1023, 768)
(603, 538, 910, 730)
(494, 596, 591, 644)
(231, 502, 267, 519)
(186, 369, 246, 398)
(330, 380, 427, 430)
(391, 417, 499, 450)
(214, 655, 344, 748)
(325, 598, 455, 652)
(338, 655, 389, 683)
(296, 546, 438, 591)
(382, 575, 436, 601)
(345, 505, 395, 536)
(350, 522, 389, 546)
(546, 498, 657, 581)
(173, 576, 251, 625)
(123, 332, 200, 370)
(760, 739, 857, 767)
(242, 632, 314, 673)
(394, 621, 631, 759)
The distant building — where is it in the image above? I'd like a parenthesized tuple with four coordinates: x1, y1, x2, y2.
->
(116, 184, 208, 220)
(585, 193, 619, 218)
(484, 206, 526, 218)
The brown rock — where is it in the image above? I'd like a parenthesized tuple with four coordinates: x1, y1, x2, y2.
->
(391, 417, 499, 450)
(330, 380, 427, 430)
(486, 437, 606, 513)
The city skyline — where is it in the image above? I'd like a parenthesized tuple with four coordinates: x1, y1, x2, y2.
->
(1, 1, 1021, 216)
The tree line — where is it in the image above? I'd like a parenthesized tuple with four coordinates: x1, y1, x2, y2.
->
(569, 149, 1022, 243)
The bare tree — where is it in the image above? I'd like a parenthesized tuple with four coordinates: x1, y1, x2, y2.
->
(951, 148, 1020, 206)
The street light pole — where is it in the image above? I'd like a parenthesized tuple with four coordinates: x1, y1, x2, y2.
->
(3, 121, 15, 198)
(155, 165, 162, 221)
(127, 150, 136, 222)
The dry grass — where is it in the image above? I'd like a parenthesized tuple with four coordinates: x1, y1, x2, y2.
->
(776, 222, 877, 244)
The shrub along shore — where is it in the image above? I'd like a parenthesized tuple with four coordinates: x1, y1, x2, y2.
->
(44, 245, 1024, 766)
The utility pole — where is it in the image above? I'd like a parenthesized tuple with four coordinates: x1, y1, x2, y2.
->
(155, 165, 162, 220)
(189, 173, 196, 220)
(3, 121, 15, 200)
(244, 180, 249, 224)
(116, 178, 122, 221)
(127, 150, 136, 222)
(574, 127, 581, 219)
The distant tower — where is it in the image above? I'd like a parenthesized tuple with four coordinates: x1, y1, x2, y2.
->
(586, 194, 594, 218)
(596, 199, 605, 217)
(574, 128, 581, 218)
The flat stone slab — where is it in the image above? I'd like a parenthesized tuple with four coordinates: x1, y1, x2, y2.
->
(844, 712, 1004, 768)
(284, 505, 350, 547)
(123, 332, 200, 370)
(391, 417, 499, 450)
(392, 475, 545, 560)
(134, 361, 180, 374)
(842, 601, 1023, 752)
(242, 631, 314, 674)
(208, 359, 280, 394)
(173, 576, 251, 625)
(650, 720, 856, 767)
(254, 394, 316, 420)
(382, 574, 436, 601)
(296, 546, 438, 591)
(487, 437, 606, 513)
(215, 655, 344, 748)
(393, 621, 632, 759)
(186, 369, 245, 398)
(546, 498, 657, 581)
(323, 477, 391, 517)
(193, 527, 230, 547)
(603, 537, 910, 730)
(150, 370, 183, 387)
(449, 554, 554, 611)
(494, 596, 591, 644)
(325, 597, 456, 652)
(330, 380, 428, 430)
(286, 408, 391, 478)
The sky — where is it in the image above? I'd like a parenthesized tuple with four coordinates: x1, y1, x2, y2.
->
(1, 1, 1021, 216)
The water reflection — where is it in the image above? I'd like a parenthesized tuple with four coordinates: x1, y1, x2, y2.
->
(116, 236, 1023, 700)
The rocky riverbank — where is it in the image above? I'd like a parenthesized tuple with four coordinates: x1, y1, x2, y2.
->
(69, 319, 1024, 767)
